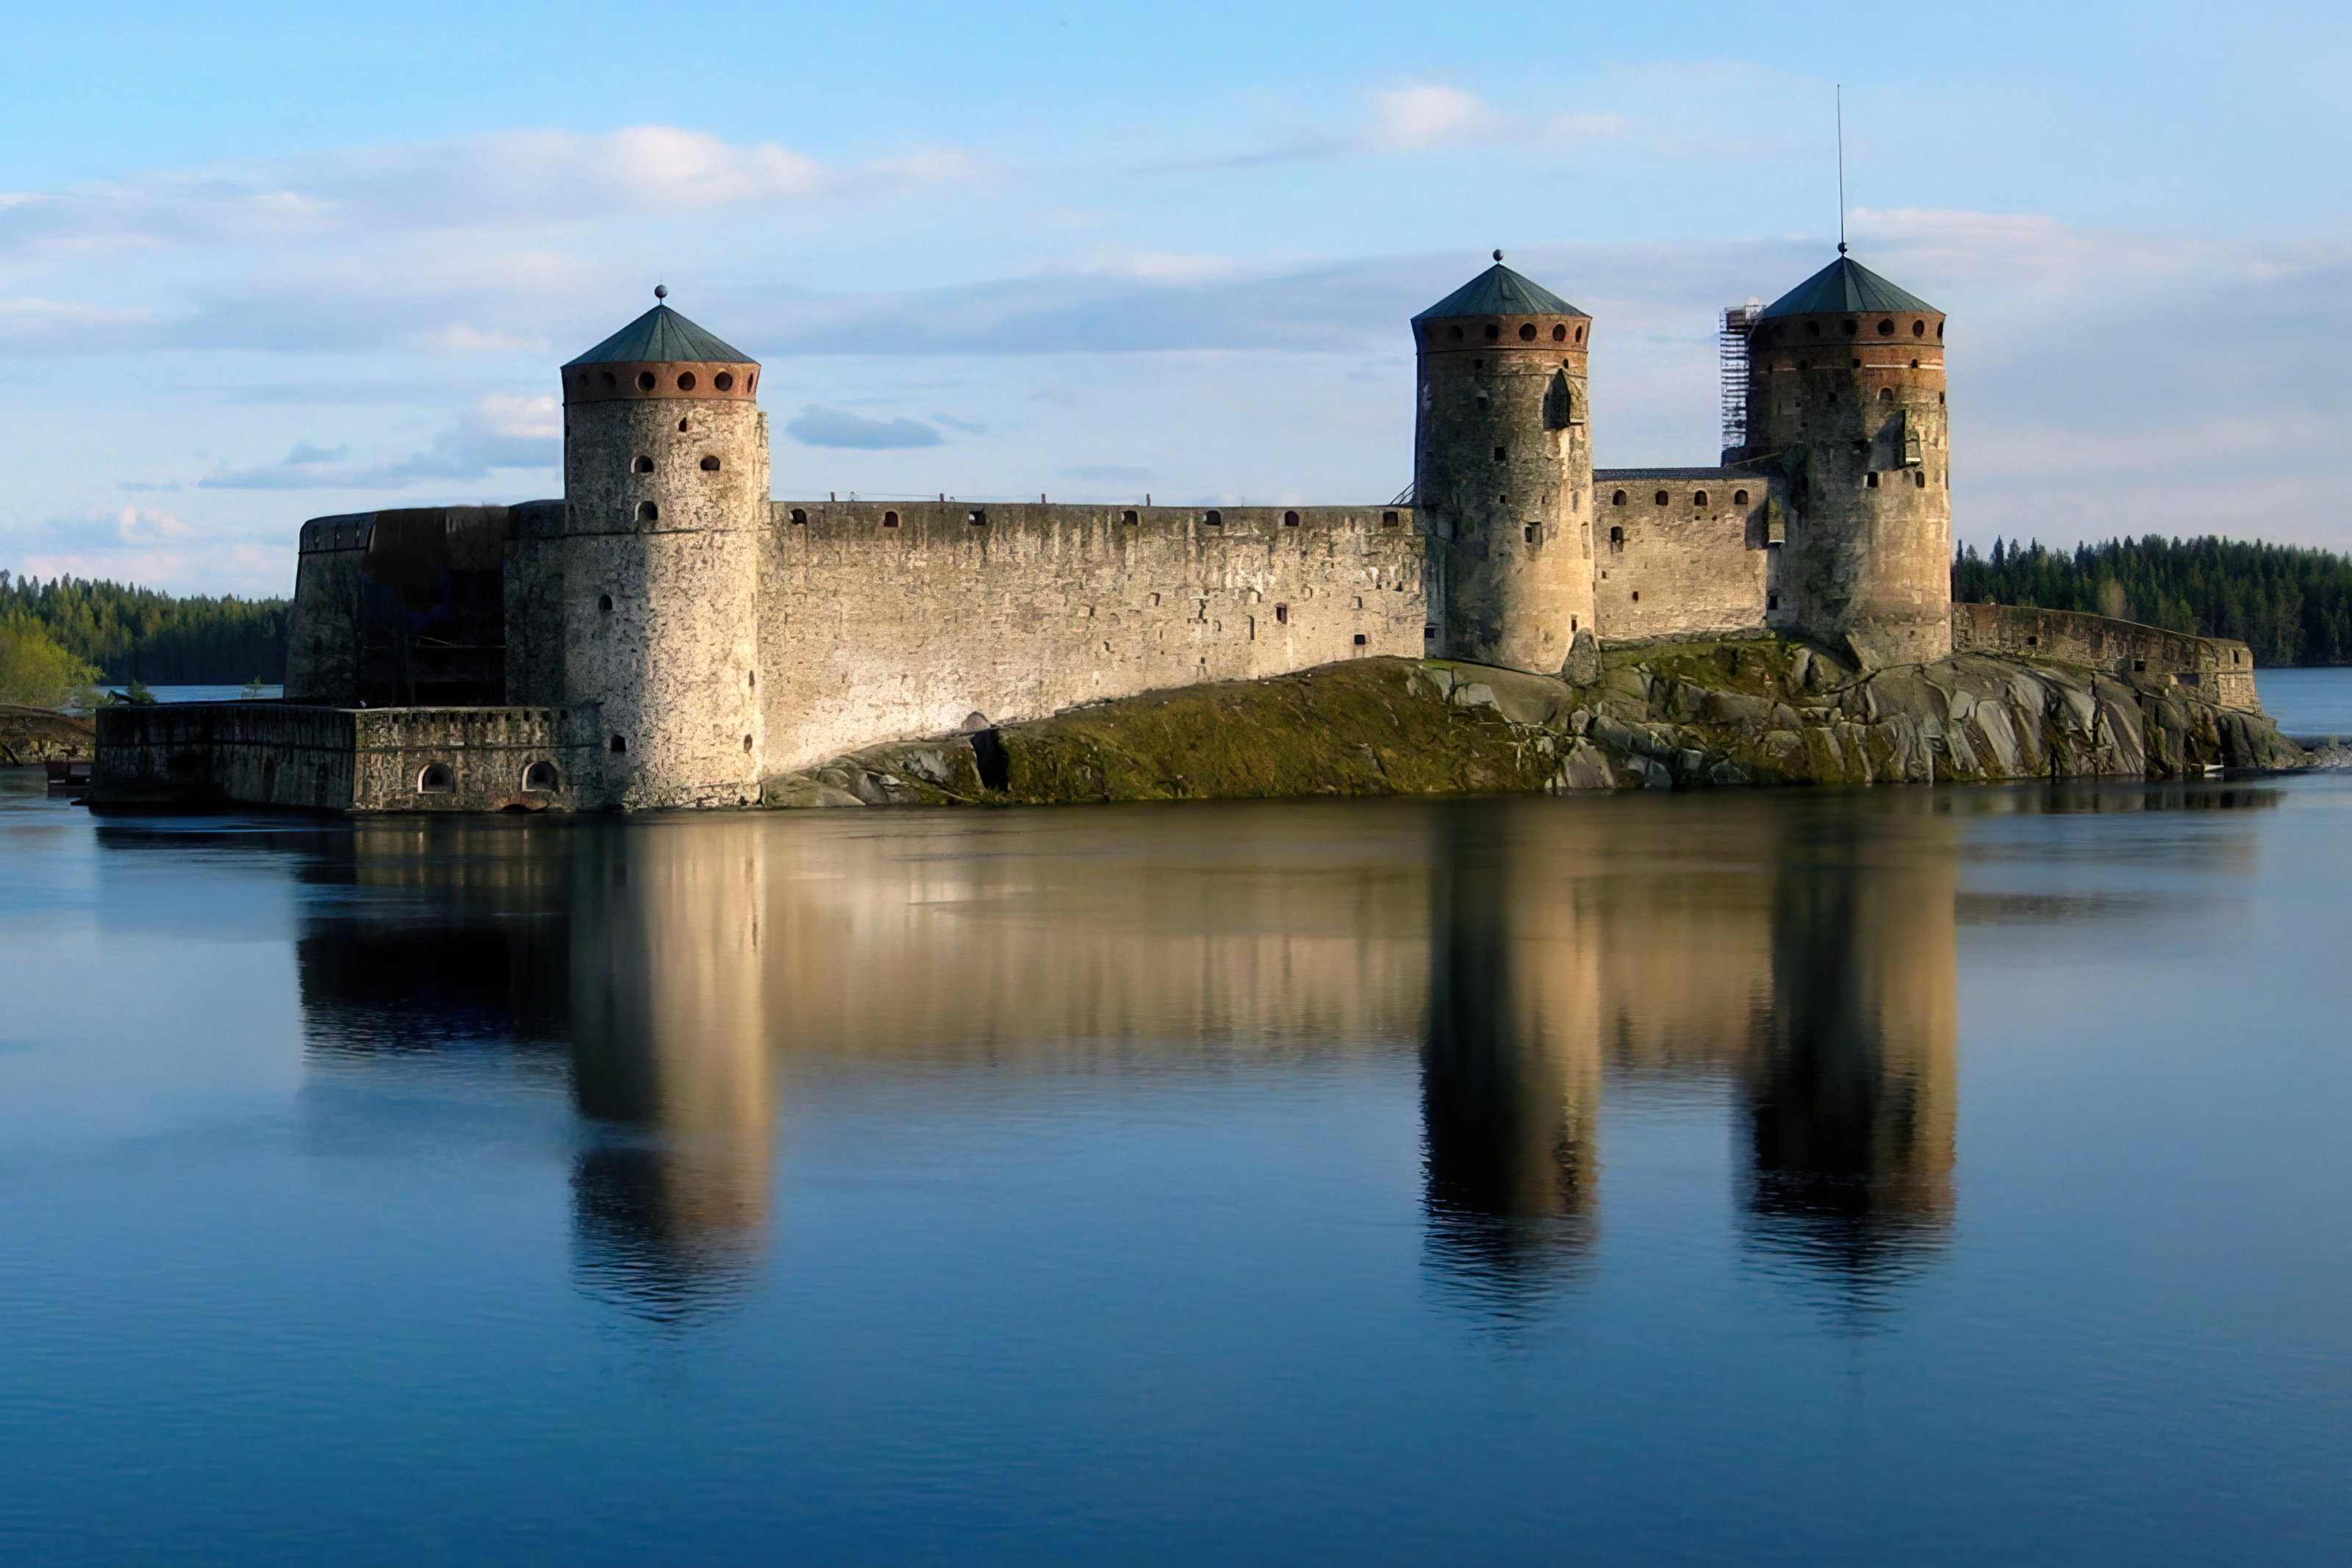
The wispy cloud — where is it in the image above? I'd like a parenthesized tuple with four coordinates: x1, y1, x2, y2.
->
(784, 406, 943, 450)
(0, 126, 987, 265)
(197, 395, 559, 490)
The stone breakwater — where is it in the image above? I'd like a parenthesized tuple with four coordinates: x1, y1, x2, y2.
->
(762, 639, 2304, 809)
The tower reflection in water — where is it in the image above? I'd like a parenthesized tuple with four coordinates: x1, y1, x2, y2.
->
(1417, 796, 1957, 1320)
(566, 822, 773, 1326)
(294, 819, 774, 1327)
(287, 794, 1966, 1331)
(1420, 806, 1602, 1315)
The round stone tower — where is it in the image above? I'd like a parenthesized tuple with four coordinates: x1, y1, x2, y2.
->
(557, 294, 769, 808)
(1412, 253, 1596, 672)
(1746, 254, 1949, 666)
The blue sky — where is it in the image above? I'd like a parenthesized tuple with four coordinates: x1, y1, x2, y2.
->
(4, 0, 2348, 594)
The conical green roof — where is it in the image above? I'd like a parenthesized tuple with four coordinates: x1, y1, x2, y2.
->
(1758, 256, 1937, 320)
(564, 303, 756, 367)
(1413, 262, 1584, 320)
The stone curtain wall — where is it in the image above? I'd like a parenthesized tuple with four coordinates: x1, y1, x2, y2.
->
(348, 707, 605, 812)
(90, 702, 602, 812)
(1592, 473, 1774, 642)
(759, 501, 1430, 772)
(1950, 604, 2260, 711)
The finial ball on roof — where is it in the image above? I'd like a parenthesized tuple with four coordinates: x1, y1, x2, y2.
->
(654, 284, 669, 301)
(1493, 249, 1503, 262)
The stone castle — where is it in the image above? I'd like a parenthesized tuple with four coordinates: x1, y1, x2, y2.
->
(90, 249, 2259, 812)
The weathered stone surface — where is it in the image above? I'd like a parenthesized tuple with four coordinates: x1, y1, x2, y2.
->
(0, 705, 93, 765)
(759, 636, 2307, 808)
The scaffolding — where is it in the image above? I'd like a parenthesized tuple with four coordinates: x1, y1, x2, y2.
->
(1719, 300, 1761, 455)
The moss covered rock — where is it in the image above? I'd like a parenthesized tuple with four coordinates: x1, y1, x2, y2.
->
(762, 638, 2308, 808)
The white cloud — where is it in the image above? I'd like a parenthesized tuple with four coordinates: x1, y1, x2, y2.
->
(1362, 84, 1507, 151)
(196, 395, 559, 491)
(0, 126, 986, 265)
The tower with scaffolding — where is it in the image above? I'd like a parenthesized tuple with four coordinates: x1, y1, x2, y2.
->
(1719, 299, 1760, 461)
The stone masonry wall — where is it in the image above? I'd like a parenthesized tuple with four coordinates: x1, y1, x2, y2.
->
(1950, 603, 2260, 710)
(1592, 471, 1773, 641)
(90, 703, 603, 813)
(285, 514, 373, 704)
(759, 500, 1430, 772)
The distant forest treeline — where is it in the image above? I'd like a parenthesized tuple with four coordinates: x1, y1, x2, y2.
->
(0, 572, 290, 684)
(1953, 536, 2352, 666)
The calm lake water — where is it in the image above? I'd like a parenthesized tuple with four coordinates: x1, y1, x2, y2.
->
(2, 761, 2350, 1563)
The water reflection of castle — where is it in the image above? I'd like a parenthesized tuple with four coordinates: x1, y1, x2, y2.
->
(283, 795, 1972, 1323)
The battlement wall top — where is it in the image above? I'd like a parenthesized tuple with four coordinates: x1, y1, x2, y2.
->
(770, 500, 1421, 542)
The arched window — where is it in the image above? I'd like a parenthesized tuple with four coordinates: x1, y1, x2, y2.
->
(1693, 490, 1708, 507)
(1122, 509, 1139, 523)
(1842, 320, 1859, 337)
(1653, 490, 1668, 506)
(1283, 510, 1300, 526)
(1543, 369, 1574, 429)
(883, 511, 900, 527)
(1608, 525, 1624, 549)
(1203, 510, 1222, 526)
(700, 455, 721, 471)
(597, 593, 613, 612)
(609, 735, 626, 755)
(1733, 489, 1749, 506)
(634, 455, 653, 473)
(1383, 510, 1400, 526)
(522, 761, 559, 792)
(417, 763, 455, 795)
(967, 509, 988, 525)
(789, 508, 807, 524)
(1449, 325, 1464, 341)
(1879, 387, 1894, 401)
(1574, 325, 1584, 342)
(1611, 490, 1627, 506)
(637, 501, 659, 522)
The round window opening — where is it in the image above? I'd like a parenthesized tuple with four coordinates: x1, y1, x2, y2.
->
(1878, 318, 1896, 336)
(1552, 324, 1567, 342)
(1519, 323, 1537, 341)
(1574, 326, 1585, 343)
(714, 371, 735, 392)
(676, 372, 697, 392)
(1912, 320, 1926, 337)
(636, 371, 656, 392)
(700, 455, 721, 472)
(634, 455, 653, 473)
(1483, 323, 1500, 342)
(600, 371, 617, 389)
